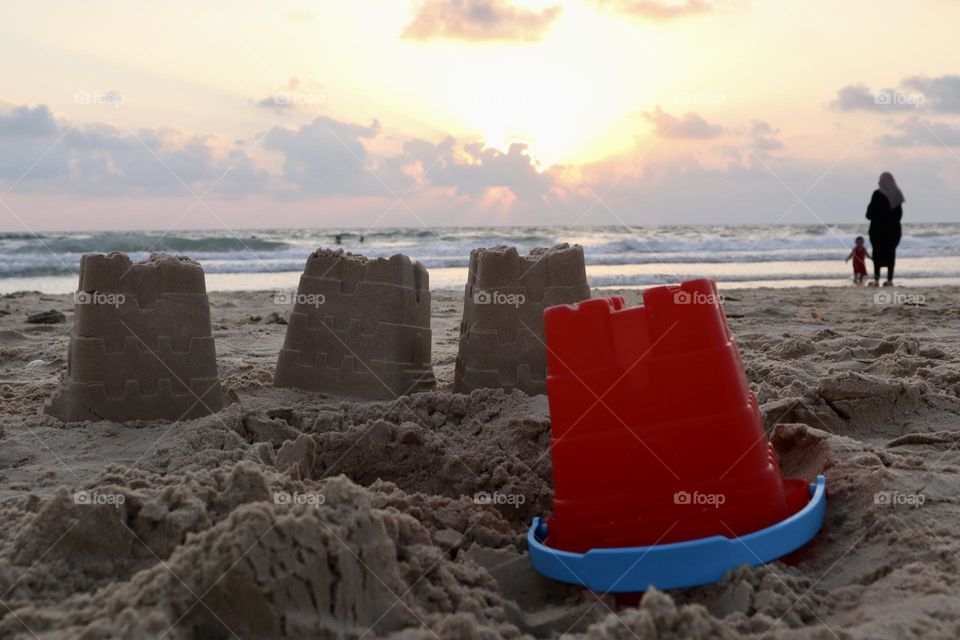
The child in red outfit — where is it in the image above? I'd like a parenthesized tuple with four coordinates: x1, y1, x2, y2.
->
(845, 236, 871, 285)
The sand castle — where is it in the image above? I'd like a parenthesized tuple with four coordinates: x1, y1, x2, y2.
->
(45, 252, 223, 422)
(454, 244, 590, 396)
(274, 249, 434, 399)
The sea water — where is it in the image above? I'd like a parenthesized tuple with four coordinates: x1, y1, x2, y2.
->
(2, 224, 959, 294)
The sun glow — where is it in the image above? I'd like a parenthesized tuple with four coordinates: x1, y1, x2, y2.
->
(458, 69, 622, 168)
(406, 2, 670, 168)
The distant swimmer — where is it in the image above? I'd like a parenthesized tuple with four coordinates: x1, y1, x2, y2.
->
(359, 234, 364, 243)
(335, 234, 342, 245)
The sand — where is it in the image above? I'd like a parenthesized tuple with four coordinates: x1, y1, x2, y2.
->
(46, 252, 224, 422)
(455, 244, 590, 396)
(1, 285, 960, 639)
(274, 249, 434, 399)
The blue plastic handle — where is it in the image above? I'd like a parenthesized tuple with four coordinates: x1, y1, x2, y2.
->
(528, 475, 827, 592)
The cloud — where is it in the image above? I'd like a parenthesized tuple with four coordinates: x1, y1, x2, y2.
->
(831, 84, 882, 111)
(749, 120, 783, 151)
(878, 118, 960, 148)
(414, 140, 553, 199)
(901, 75, 960, 113)
(0, 105, 555, 204)
(831, 75, 960, 114)
(589, 0, 713, 21)
(7, 101, 960, 228)
(831, 83, 924, 112)
(263, 117, 387, 195)
(833, 76, 960, 114)
(264, 115, 554, 200)
(0, 104, 268, 196)
(401, 0, 562, 42)
(564, 150, 893, 226)
(641, 106, 725, 139)
(0, 104, 59, 137)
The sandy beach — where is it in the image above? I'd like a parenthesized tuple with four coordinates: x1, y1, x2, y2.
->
(6, 0, 960, 636)
(0, 284, 956, 639)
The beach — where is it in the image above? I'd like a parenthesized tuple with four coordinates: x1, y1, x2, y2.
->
(6, 0, 960, 636)
(1, 284, 959, 639)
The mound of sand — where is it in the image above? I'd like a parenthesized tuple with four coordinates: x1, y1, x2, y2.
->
(2, 286, 960, 639)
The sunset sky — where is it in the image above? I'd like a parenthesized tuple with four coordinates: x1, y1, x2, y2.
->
(2, 0, 960, 231)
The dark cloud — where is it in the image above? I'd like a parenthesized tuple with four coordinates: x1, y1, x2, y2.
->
(0, 104, 268, 196)
(831, 84, 881, 111)
(264, 116, 554, 200)
(0, 105, 555, 202)
(402, 136, 457, 167)
(856, 84, 960, 147)
(830, 75, 960, 113)
(641, 106, 725, 139)
(0, 104, 59, 137)
(6, 103, 960, 224)
(589, 0, 713, 21)
(263, 117, 386, 195)
(375, 136, 456, 191)
(831, 83, 923, 112)
(417, 140, 553, 199)
(878, 118, 960, 148)
(401, 0, 562, 42)
(902, 75, 960, 113)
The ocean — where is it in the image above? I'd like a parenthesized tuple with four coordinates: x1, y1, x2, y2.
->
(2, 224, 960, 294)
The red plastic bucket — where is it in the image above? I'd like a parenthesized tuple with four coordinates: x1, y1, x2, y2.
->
(543, 279, 804, 553)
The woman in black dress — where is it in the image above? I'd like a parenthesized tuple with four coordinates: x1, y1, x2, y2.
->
(866, 172, 904, 286)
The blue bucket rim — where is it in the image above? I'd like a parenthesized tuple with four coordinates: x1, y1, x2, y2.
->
(527, 475, 827, 592)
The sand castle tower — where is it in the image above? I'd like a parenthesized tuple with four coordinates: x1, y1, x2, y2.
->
(454, 244, 590, 396)
(274, 250, 434, 399)
(45, 252, 223, 422)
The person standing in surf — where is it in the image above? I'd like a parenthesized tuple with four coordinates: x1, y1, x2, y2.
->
(845, 236, 871, 285)
(866, 172, 904, 286)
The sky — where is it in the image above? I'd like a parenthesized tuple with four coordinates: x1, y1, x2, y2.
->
(1, 0, 960, 232)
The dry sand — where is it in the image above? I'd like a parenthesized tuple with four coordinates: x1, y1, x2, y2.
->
(1, 285, 959, 639)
